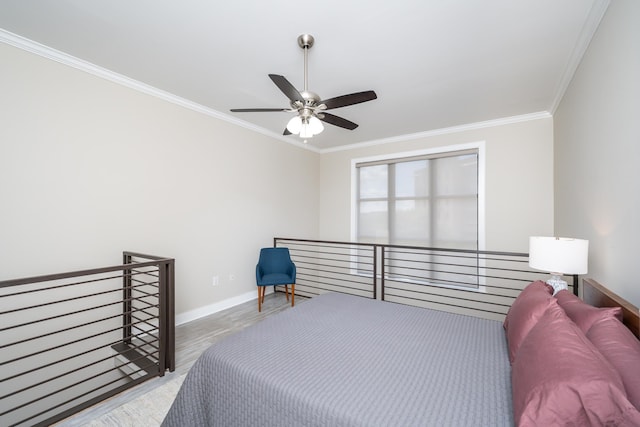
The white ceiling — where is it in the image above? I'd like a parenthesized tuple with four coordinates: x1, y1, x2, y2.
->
(0, 0, 608, 150)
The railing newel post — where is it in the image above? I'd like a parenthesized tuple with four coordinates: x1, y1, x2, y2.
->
(123, 252, 133, 345)
(379, 245, 384, 301)
(158, 262, 167, 377)
(165, 259, 176, 372)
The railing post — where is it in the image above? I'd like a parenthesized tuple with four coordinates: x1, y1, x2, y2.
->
(165, 259, 176, 372)
(122, 252, 133, 345)
(158, 262, 167, 377)
(380, 245, 385, 301)
(372, 244, 377, 300)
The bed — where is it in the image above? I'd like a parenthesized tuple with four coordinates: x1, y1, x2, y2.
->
(162, 278, 640, 426)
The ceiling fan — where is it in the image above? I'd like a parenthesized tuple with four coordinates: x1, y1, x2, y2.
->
(230, 34, 377, 141)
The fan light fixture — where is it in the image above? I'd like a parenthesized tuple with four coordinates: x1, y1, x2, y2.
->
(287, 115, 324, 138)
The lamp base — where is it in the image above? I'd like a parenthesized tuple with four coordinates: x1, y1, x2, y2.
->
(546, 273, 567, 295)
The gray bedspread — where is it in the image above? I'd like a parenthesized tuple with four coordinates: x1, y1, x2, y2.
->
(162, 292, 513, 426)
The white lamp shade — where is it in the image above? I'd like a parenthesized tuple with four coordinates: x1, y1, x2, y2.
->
(286, 115, 323, 139)
(529, 236, 588, 275)
(299, 120, 313, 138)
(308, 116, 324, 134)
(286, 116, 302, 134)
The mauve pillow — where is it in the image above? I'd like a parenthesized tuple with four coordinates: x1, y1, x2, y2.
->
(588, 316, 640, 411)
(503, 280, 554, 363)
(555, 289, 623, 334)
(512, 302, 639, 427)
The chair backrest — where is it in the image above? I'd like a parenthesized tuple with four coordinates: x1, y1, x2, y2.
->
(258, 247, 292, 274)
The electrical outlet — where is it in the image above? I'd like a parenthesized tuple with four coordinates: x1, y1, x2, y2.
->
(212, 276, 219, 286)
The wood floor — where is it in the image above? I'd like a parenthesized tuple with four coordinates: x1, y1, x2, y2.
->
(57, 292, 301, 426)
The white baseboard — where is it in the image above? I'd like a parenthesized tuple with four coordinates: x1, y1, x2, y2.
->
(175, 288, 269, 326)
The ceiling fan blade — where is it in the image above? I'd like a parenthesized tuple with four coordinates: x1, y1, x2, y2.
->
(319, 113, 359, 130)
(269, 74, 304, 103)
(321, 90, 377, 110)
(230, 108, 288, 112)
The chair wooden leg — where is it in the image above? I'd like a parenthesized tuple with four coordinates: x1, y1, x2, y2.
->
(291, 284, 295, 307)
(258, 286, 266, 312)
(284, 284, 289, 302)
(258, 287, 262, 312)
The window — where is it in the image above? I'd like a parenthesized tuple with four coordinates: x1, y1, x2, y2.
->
(352, 145, 483, 289)
(356, 148, 478, 249)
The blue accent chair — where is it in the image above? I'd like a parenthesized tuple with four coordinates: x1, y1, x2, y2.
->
(255, 247, 296, 312)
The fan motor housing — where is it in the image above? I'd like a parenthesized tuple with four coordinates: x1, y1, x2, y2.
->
(301, 90, 320, 105)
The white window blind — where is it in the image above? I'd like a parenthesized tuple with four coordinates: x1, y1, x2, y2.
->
(356, 149, 478, 250)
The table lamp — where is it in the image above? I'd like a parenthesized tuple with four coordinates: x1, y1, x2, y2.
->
(529, 236, 589, 295)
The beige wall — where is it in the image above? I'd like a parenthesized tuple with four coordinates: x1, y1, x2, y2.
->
(554, 0, 640, 306)
(0, 43, 320, 316)
(319, 117, 554, 252)
(2, 3, 634, 323)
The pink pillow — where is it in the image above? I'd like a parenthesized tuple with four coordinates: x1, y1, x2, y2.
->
(512, 303, 640, 426)
(503, 280, 554, 363)
(555, 289, 622, 334)
(588, 316, 640, 411)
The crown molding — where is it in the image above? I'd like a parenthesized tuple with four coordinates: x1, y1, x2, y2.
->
(319, 111, 552, 154)
(548, 0, 610, 114)
(0, 28, 319, 153)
